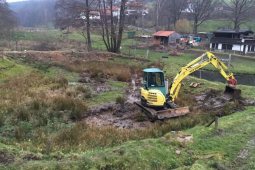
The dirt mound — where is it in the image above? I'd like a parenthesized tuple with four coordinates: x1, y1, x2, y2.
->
(0, 151, 14, 165)
(194, 89, 254, 115)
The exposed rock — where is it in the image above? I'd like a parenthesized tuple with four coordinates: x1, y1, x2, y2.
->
(176, 150, 181, 155)
(177, 135, 193, 144)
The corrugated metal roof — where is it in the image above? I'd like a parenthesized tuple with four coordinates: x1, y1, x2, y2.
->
(153, 31, 175, 37)
(143, 68, 163, 73)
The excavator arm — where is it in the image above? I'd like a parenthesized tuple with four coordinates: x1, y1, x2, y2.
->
(169, 52, 237, 102)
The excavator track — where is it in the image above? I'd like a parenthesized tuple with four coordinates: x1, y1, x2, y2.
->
(135, 102, 190, 120)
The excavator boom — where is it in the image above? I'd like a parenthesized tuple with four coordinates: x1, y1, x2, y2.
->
(169, 52, 239, 102)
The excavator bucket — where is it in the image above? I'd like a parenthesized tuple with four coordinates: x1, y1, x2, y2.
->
(135, 102, 190, 121)
(224, 86, 242, 99)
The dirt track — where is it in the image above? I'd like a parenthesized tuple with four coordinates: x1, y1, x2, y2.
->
(2, 50, 150, 63)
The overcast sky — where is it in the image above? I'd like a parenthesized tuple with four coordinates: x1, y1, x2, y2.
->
(7, 0, 27, 2)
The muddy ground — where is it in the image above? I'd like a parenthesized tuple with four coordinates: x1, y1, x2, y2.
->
(5, 51, 255, 130)
(85, 75, 255, 129)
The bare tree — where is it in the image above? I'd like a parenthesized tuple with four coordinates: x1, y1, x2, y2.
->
(0, 0, 17, 39)
(189, 0, 216, 34)
(98, 0, 127, 53)
(85, 0, 92, 51)
(224, 0, 255, 31)
(55, 0, 96, 51)
(165, 0, 187, 29)
(155, 0, 165, 29)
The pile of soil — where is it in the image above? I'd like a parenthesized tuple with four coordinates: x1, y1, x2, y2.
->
(194, 89, 255, 115)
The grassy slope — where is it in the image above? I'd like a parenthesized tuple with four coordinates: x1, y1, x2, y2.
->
(0, 58, 33, 81)
(1, 51, 255, 169)
(81, 106, 255, 170)
(7, 106, 255, 169)
(2, 31, 255, 169)
(198, 19, 255, 32)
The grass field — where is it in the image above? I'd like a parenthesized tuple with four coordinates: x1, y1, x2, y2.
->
(0, 49, 254, 169)
(199, 19, 255, 32)
(0, 29, 255, 169)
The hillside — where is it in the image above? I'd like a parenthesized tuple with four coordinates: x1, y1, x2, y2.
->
(9, 0, 55, 27)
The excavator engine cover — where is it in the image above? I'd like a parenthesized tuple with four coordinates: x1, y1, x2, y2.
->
(224, 86, 241, 99)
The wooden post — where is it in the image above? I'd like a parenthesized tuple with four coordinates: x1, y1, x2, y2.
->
(146, 49, 149, 58)
(215, 116, 219, 130)
(228, 54, 232, 68)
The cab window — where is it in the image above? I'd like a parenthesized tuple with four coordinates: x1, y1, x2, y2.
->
(148, 72, 164, 87)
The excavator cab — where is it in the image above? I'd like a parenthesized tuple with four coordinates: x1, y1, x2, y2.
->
(137, 68, 189, 120)
(140, 68, 169, 108)
(143, 68, 167, 96)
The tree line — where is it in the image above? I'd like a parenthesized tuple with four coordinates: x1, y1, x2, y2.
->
(1, 0, 255, 53)
(55, 0, 255, 53)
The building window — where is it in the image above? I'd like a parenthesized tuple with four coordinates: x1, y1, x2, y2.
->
(251, 46, 255, 52)
(222, 44, 232, 50)
(212, 43, 218, 49)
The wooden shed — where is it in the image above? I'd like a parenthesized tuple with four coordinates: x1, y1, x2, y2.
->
(153, 31, 181, 45)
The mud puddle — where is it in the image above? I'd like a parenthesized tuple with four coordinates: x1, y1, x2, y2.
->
(85, 75, 151, 129)
(126, 74, 141, 104)
(85, 103, 151, 129)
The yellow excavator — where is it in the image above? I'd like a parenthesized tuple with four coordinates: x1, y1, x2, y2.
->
(135, 52, 241, 120)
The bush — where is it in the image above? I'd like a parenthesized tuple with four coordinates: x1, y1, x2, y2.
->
(33, 42, 57, 51)
(30, 99, 48, 111)
(76, 86, 92, 99)
(116, 96, 125, 106)
(52, 96, 75, 111)
(54, 122, 87, 146)
(0, 113, 4, 127)
(14, 122, 33, 141)
(16, 108, 31, 122)
(175, 19, 192, 34)
(116, 71, 131, 82)
(52, 96, 88, 121)
(69, 100, 88, 121)
(53, 77, 68, 89)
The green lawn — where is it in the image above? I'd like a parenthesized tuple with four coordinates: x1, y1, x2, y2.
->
(121, 48, 255, 75)
(198, 19, 255, 32)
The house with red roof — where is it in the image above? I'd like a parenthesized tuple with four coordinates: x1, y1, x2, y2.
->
(153, 31, 181, 45)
